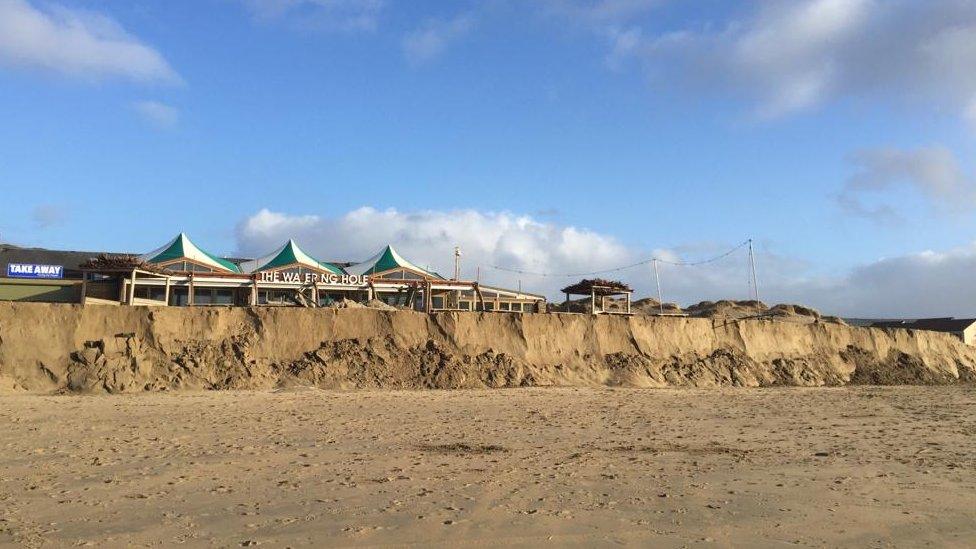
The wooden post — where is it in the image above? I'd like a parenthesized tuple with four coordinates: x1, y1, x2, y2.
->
(626, 292, 631, 314)
(118, 274, 126, 304)
(80, 274, 88, 306)
(474, 282, 485, 312)
(312, 281, 319, 308)
(251, 278, 258, 306)
(164, 276, 171, 306)
(128, 269, 137, 305)
(188, 274, 195, 306)
(590, 289, 596, 315)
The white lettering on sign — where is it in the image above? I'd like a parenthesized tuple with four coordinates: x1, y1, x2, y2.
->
(257, 271, 368, 286)
(6, 263, 64, 279)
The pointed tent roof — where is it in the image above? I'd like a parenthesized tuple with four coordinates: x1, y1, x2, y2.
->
(346, 245, 444, 279)
(239, 239, 345, 275)
(140, 233, 241, 273)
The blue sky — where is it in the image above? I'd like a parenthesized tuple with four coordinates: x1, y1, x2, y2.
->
(2, 0, 976, 315)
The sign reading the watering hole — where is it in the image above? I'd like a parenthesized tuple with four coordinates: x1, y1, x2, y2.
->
(258, 271, 368, 286)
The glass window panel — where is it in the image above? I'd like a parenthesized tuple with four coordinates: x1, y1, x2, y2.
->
(214, 289, 234, 304)
(194, 288, 213, 304)
(170, 288, 189, 306)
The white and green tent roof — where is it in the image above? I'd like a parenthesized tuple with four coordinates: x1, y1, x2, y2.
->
(239, 239, 344, 275)
(346, 245, 444, 279)
(140, 233, 241, 273)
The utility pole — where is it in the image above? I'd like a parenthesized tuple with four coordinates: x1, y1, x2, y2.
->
(653, 259, 664, 315)
(748, 239, 760, 303)
(453, 246, 461, 280)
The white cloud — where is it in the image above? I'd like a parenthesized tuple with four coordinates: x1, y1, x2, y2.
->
(0, 0, 182, 84)
(236, 207, 637, 294)
(837, 146, 976, 223)
(540, 0, 660, 71)
(131, 100, 178, 129)
(818, 243, 976, 318)
(622, 0, 976, 122)
(402, 15, 474, 66)
(235, 206, 976, 318)
(238, 0, 385, 31)
(604, 26, 642, 70)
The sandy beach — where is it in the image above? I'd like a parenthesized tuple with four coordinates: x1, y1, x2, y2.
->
(1, 386, 974, 547)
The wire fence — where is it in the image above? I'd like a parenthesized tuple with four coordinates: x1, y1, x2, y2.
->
(486, 239, 752, 278)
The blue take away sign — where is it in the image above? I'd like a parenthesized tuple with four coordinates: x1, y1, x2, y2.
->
(6, 263, 64, 279)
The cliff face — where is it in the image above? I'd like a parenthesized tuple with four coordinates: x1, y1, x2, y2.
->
(0, 303, 973, 393)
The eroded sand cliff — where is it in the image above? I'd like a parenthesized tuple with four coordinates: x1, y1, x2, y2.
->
(0, 302, 973, 393)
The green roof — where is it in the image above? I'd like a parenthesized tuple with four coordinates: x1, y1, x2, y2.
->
(241, 239, 345, 275)
(141, 233, 241, 273)
(346, 245, 444, 279)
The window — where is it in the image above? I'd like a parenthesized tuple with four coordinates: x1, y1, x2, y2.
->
(189, 263, 213, 273)
(318, 292, 349, 306)
(214, 289, 234, 305)
(431, 296, 445, 309)
(194, 288, 213, 305)
(170, 288, 189, 306)
(511, 302, 523, 312)
(484, 302, 495, 311)
(163, 262, 186, 272)
(135, 286, 168, 302)
(458, 300, 471, 310)
(259, 290, 296, 305)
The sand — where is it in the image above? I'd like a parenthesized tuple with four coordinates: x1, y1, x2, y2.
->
(2, 386, 974, 547)
(2, 303, 975, 393)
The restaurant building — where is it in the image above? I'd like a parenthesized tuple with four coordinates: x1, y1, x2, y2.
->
(58, 233, 546, 312)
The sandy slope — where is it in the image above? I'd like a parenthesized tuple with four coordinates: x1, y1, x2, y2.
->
(1, 303, 975, 393)
(1, 387, 973, 547)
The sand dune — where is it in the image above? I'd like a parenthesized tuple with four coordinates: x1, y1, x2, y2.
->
(1, 387, 974, 547)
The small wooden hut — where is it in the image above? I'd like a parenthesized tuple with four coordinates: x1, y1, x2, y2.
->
(560, 278, 633, 315)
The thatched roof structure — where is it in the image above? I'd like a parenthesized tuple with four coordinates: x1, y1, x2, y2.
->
(561, 278, 632, 296)
(79, 254, 163, 273)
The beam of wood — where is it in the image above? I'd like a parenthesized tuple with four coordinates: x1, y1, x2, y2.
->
(128, 269, 137, 305)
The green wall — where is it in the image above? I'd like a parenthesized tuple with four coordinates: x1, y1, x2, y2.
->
(0, 279, 80, 303)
